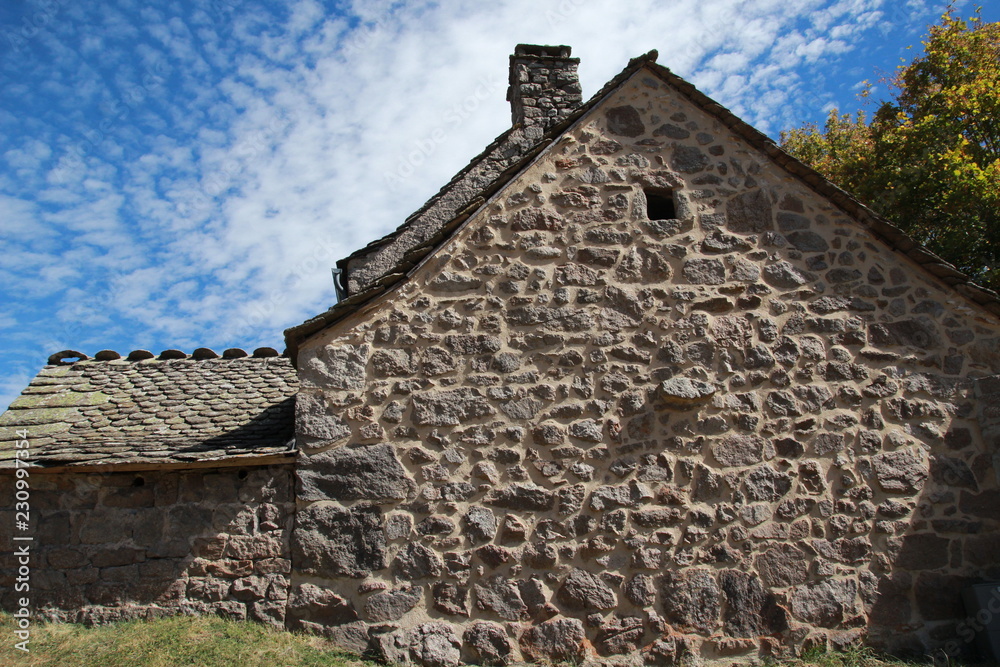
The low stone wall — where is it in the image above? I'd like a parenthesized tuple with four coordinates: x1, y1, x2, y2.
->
(0, 465, 294, 626)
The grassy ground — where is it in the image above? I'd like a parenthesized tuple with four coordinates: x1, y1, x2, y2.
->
(786, 645, 946, 667)
(0, 613, 986, 666)
(0, 613, 372, 667)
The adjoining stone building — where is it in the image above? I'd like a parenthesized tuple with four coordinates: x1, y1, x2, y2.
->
(0, 349, 298, 625)
(3, 45, 1000, 665)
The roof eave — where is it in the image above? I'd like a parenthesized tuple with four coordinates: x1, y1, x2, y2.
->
(0, 451, 298, 474)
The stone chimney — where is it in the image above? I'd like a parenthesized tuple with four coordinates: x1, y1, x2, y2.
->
(507, 44, 582, 137)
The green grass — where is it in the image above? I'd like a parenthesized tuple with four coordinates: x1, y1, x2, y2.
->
(788, 644, 988, 667)
(0, 613, 989, 666)
(0, 613, 374, 667)
(792, 644, 917, 666)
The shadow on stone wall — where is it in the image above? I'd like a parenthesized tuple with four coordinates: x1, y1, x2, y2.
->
(0, 464, 294, 627)
(866, 374, 1000, 662)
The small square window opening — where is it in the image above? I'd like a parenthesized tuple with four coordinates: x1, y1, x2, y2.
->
(645, 190, 676, 220)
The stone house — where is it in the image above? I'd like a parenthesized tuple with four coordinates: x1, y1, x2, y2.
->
(3, 44, 1000, 665)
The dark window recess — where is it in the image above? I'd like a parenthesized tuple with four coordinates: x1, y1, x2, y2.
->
(645, 190, 676, 220)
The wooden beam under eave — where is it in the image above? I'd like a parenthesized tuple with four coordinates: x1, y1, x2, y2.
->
(0, 453, 297, 475)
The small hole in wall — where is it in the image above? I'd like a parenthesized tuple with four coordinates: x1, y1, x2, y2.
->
(132, 476, 145, 487)
(645, 189, 676, 220)
(238, 469, 249, 480)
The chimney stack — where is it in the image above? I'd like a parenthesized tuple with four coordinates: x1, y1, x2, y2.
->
(507, 44, 582, 137)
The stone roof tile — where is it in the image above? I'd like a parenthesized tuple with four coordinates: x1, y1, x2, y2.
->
(0, 355, 297, 470)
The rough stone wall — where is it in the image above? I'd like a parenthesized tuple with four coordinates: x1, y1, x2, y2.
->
(0, 466, 294, 627)
(295, 70, 1000, 665)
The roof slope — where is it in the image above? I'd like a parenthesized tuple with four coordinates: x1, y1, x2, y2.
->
(340, 45, 582, 297)
(285, 49, 1000, 362)
(0, 357, 297, 470)
(339, 125, 530, 295)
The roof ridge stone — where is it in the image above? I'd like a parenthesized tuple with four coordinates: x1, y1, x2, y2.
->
(45, 347, 287, 366)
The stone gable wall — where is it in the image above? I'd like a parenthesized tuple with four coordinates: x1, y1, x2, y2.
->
(0, 465, 294, 627)
(298, 71, 1000, 665)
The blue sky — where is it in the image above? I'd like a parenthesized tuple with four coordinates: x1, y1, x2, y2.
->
(0, 0, 995, 410)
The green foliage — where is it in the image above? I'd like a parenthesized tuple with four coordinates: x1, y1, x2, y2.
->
(795, 643, 903, 666)
(793, 643, 984, 667)
(781, 6, 1000, 291)
(0, 613, 372, 667)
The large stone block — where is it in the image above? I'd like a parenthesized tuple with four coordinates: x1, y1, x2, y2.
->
(606, 105, 645, 137)
(790, 578, 858, 628)
(474, 574, 528, 620)
(519, 618, 586, 664)
(296, 391, 352, 444)
(754, 543, 808, 587)
(659, 377, 716, 407)
(590, 481, 653, 510)
(867, 573, 912, 627)
(364, 585, 423, 622)
(556, 568, 617, 610)
(393, 543, 444, 580)
(868, 318, 941, 350)
(292, 503, 386, 578)
(959, 489, 1000, 521)
(719, 570, 787, 637)
(914, 573, 972, 621)
(411, 621, 462, 667)
(872, 450, 927, 494)
(463, 621, 512, 666)
(285, 582, 359, 629)
(682, 258, 725, 285)
(595, 616, 645, 655)
(485, 483, 555, 511)
(371, 348, 415, 377)
(743, 465, 792, 502)
(301, 343, 369, 390)
(892, 533, 950, 570)
(463, 507, 498, 544)
(763, 261, 809, 288)
(505, 306, 594, 331)
(726, 189, 772, 233)
(712, 434, 764, 467)
(412, 388, 496, 426)
(661, 568, 720, 634)
(298, 444, 415, 501)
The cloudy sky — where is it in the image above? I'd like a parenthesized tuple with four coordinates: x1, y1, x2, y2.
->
(0, 0, 994, 409)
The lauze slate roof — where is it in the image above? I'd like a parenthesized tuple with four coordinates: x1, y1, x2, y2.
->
(0, 356, 298, 469)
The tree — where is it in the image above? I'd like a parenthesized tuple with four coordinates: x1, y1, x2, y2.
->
(781, 7, 1000, 291)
